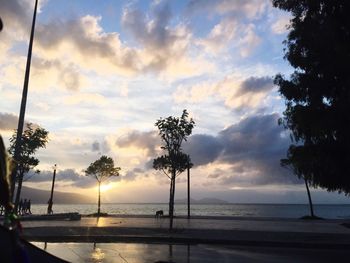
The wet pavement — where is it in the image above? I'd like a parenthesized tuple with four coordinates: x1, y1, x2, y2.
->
(22, 215, 350, 234)
(31, 242, 350, 263)
(22, 216, 350, 249)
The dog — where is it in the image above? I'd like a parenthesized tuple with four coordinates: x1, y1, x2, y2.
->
(155, 210, 164, 218)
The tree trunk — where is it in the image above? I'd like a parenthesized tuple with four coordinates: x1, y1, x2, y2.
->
(169, 179, 173, 218)
(98, 181, 101, 215)
(169, 170, 176, 230)
(187, 165, 190, 219)
(304, 178, 315, 217)
(14, 170, 24, 211)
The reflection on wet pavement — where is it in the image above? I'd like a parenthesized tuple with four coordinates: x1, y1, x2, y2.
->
(31, 242, 225, 262)
(31, 242, 350, 263)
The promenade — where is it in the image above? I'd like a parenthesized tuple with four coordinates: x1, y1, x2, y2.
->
(22, 215, 350, 249)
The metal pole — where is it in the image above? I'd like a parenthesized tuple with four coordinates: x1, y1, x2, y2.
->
(11, 0, 38, 203)
(187, 161, 190, 219)
(47, 164, 57, 214)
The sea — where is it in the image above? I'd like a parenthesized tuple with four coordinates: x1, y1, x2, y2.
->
(30, 203, 350, 219)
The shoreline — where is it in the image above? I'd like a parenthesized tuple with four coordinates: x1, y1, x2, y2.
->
(10, 213, 350, 222)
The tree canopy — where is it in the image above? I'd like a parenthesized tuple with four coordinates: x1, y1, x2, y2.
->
(153, 109, 195, 178)
(85, 155, 121, 183)
(9, 123, 49, 180)
(274, 1, 350, 193)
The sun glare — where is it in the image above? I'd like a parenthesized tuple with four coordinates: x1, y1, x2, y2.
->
(99, 183, 114, 193)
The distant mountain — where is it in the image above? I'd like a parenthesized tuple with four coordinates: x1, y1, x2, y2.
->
(175, 197, 229, 204)
(20, 186, 94, 204)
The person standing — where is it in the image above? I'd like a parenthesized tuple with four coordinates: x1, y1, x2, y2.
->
(27, 199, 32, 214)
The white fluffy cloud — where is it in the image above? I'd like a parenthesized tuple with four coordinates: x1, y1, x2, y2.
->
(173, 75, 275, 111)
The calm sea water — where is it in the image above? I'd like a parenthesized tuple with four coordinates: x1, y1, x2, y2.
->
(30, 203, 350, 219)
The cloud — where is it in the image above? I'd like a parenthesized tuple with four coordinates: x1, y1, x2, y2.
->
(0, 112, 41, 132)
(122, 167, 148, 182)
(184, 114, 297, 186)
(271, 15, 290, 34)
(183, 134, 223, 166)
(187, 1, 267, 57)
(116, 130, 159, 157)
(91, 141, 100, 152)
(0, 0, 32, 31)
(197, 18, 238, 54)
(186, 0, 268, 19)
(238, 24, 261, 57)
(0, 112, 19, 131)
(237, 76, 273, 95)
(26, 168, 97, 188)
(173, 75, 275, 111)
(34, 15, 139, 77)
(113, 113, 296, 187)
(121, 1, 214, 78)
(91, 140, 111, 154)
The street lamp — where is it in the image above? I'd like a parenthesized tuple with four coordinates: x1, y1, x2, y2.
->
(187, 155, 192, 219)
(47, 164, 57, 214)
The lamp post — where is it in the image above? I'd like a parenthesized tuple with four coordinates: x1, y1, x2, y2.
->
(11, 0, 38, 206)
(47, 164, 57, 214)
(187, 156, 191, 219)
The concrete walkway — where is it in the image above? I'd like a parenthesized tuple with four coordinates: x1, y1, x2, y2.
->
(21, 215, 350, 249)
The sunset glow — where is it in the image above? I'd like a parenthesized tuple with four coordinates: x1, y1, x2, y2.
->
(1, 0, 349, 204)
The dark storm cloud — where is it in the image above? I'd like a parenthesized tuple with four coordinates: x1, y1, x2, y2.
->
(183, 114, 299, 186)
(0, 0, 31, 29)
(0, 112, 18, 131)
(237, 76, 274, 96)
(116, 130, 159, 156)
(183, 134, 223, 166)
(219, 114, 284, 162)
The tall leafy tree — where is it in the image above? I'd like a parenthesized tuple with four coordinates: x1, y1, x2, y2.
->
(85, 155, 120, 215)
(153, 109, 195, 230)
(9, 123, 49, 208)
(273, 1, 350, 194)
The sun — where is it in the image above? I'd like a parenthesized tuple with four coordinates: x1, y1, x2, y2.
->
(99, 183, 114, 193)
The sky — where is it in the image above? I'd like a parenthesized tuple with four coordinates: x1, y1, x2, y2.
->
(0, 0, 349, 204)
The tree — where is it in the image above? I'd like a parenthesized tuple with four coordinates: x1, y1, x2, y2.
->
(281, 158, 315, 218)
(273, 1, 350, 194)
(9, 123, 49, 208)
(153, 109, 195, 230)
(0, 135, 13, 213)
(85, 155, 120, 215)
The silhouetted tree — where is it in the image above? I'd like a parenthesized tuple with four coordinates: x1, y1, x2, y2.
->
(85, 155, 120, 215)
(9, 123, 49, 209)
(274, 1, 350, 194)
(281, 159, 315, 218)
(153, 110, 195, 230)
(0, 136, 13, 213)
